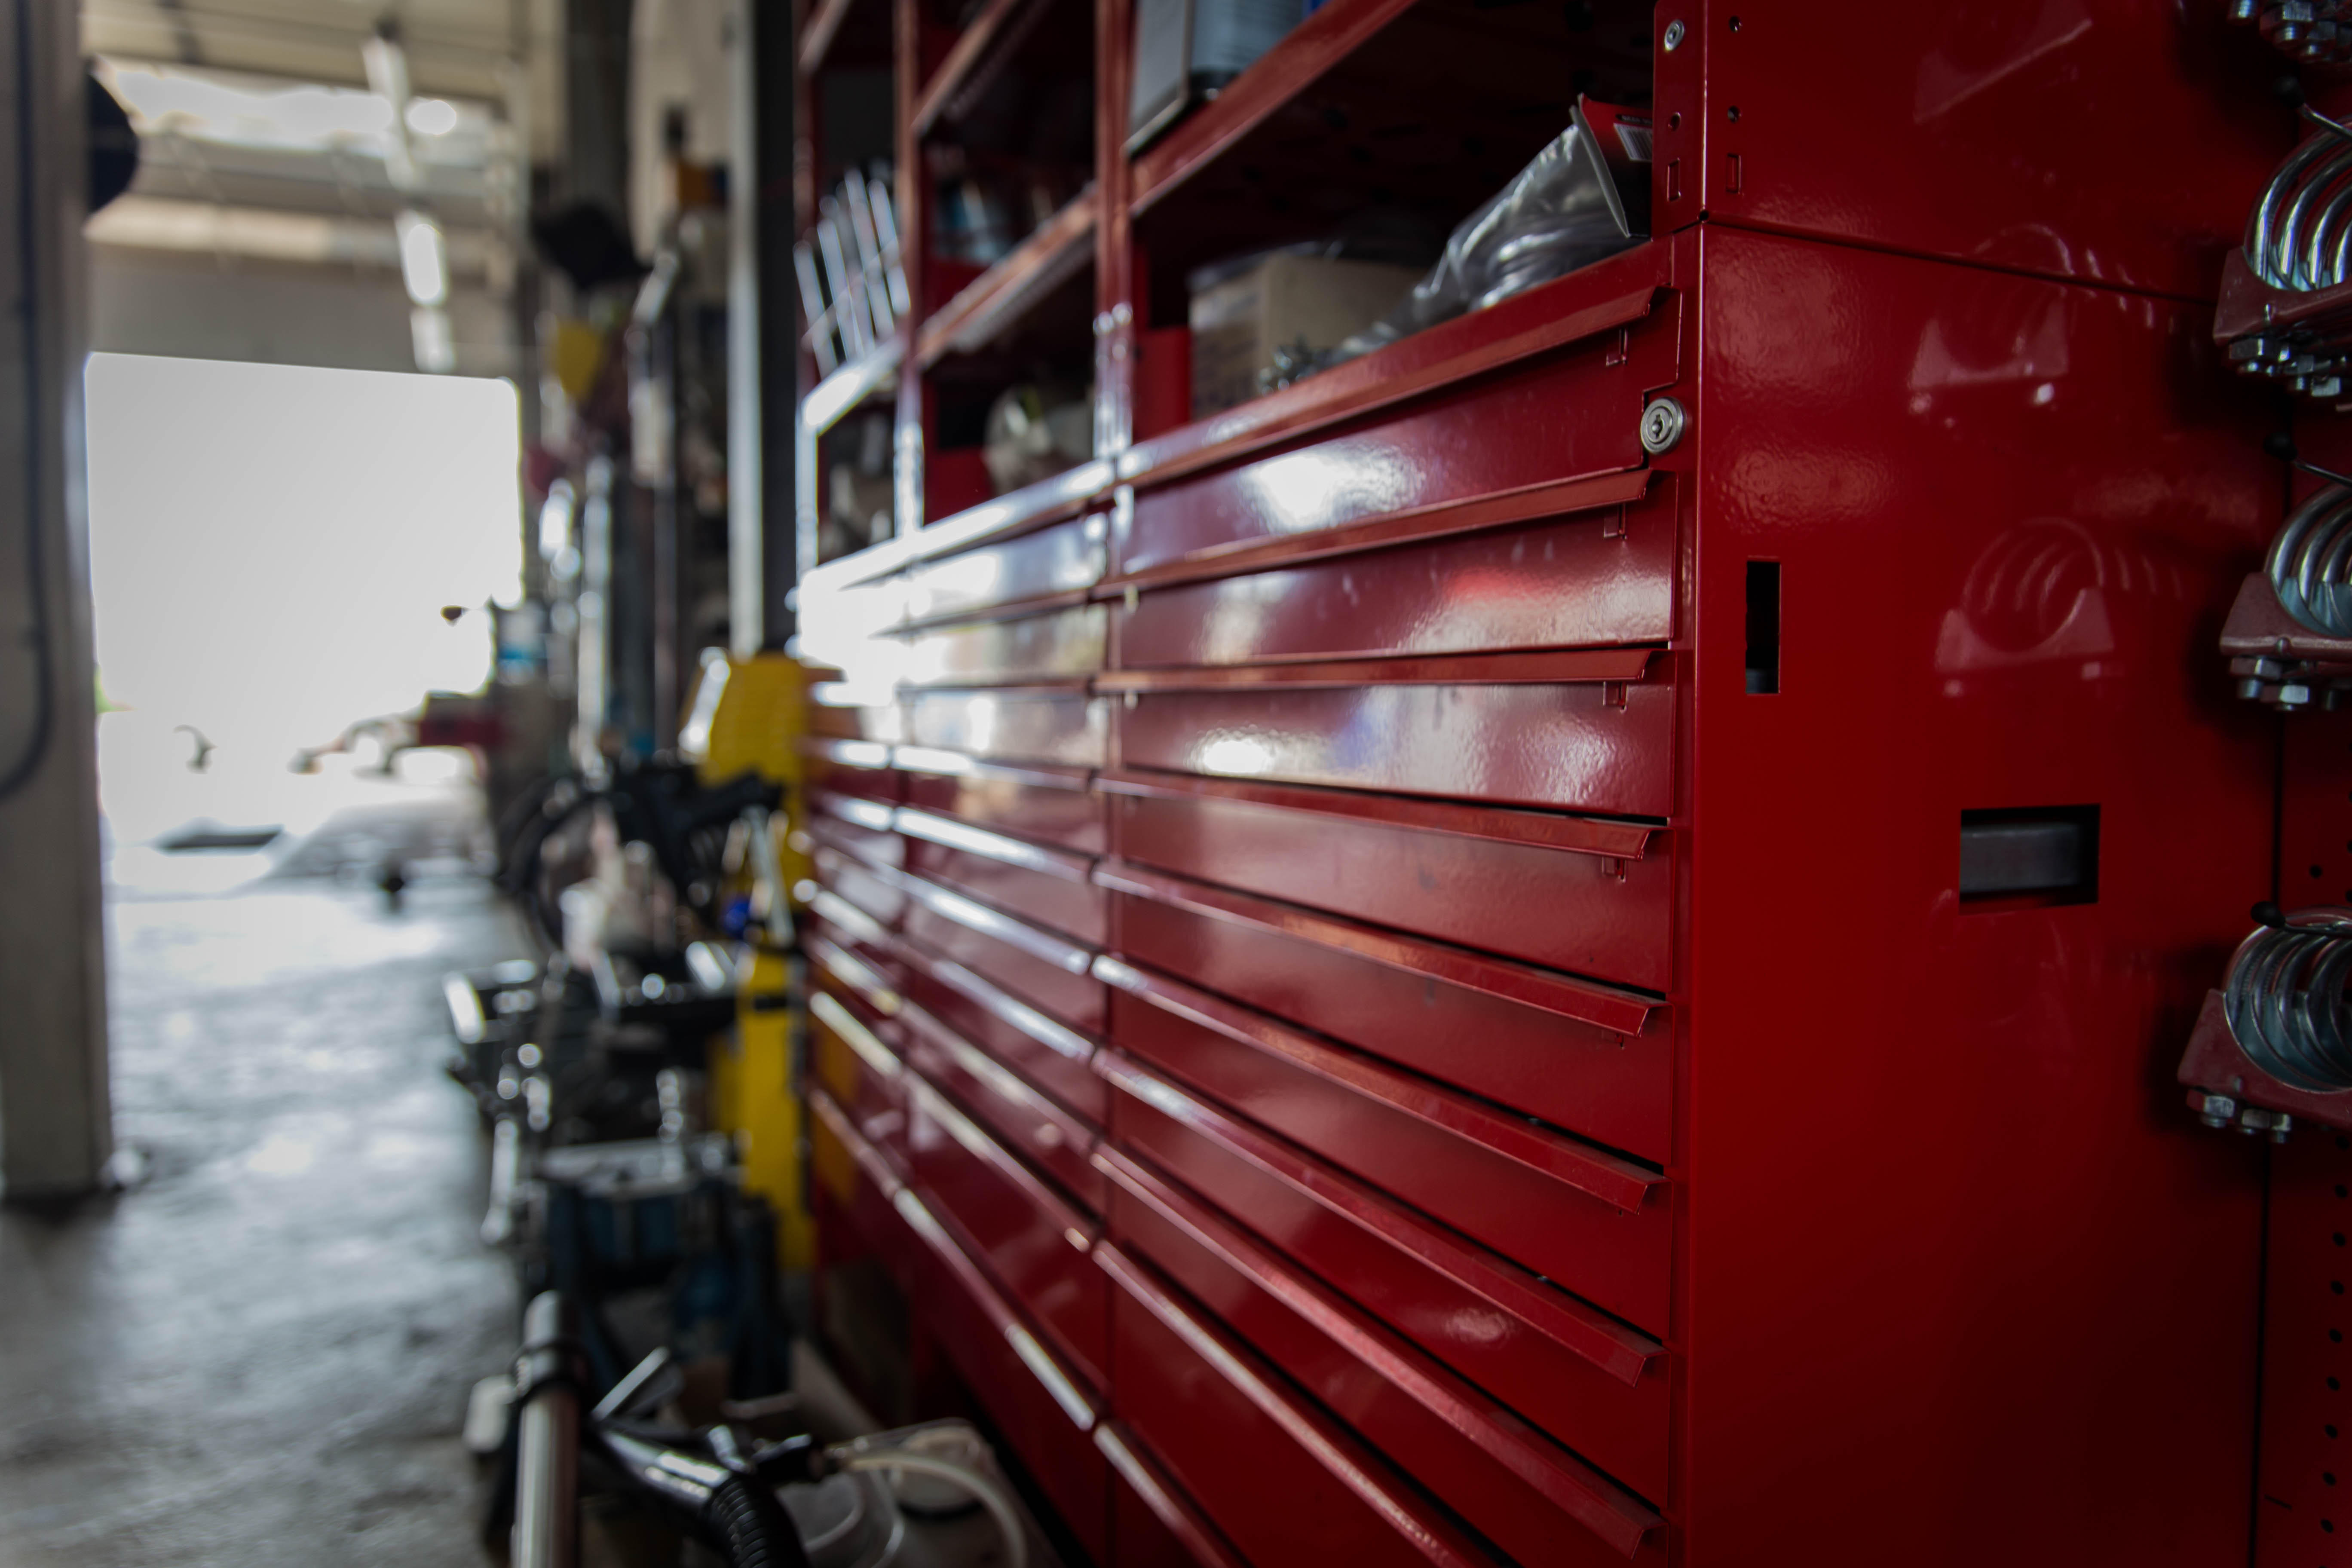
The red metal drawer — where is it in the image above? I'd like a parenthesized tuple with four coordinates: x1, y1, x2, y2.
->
(1117, 481, 1675, 664)
(802, 737, 900, 806)
(1115, 324, 1668, 580)
(803, 885, 903, 983)
(1103, 1052, 1669, 1497)
(1101, 1240, 1502, 1568)
(1102, 1147, 1663, 1562)
(904, 686, 1104, 766)
(902, 511, 1107, 622)
(889, 1169, 1109, 1562)
(806, 681, 905, 744)
(1105, 771, 1670, 990)
(1105, 651, 1674, 816)
(896, 870, 1106, 1035)
(808, 796, 904, 869)
(808, 983, 907, 1155)
(897, 995, 1104, 1213)
(1099, 862, 1668, 1163)
(895, 806, 1106, 945)
(1100, 960, 1669, 1334)
(1098, 1421, 1249, 1568)
(896, 748, 1103, 855)
(808, 1086, 916, 1283)
(808, 843, 907, 931)
(898, 603, 1107, 687)
(903, 1071, 1109, 1393)
(891, 933, 1105, 1125)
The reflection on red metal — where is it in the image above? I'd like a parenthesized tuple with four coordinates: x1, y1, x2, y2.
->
(796, 3, 2300, 1562)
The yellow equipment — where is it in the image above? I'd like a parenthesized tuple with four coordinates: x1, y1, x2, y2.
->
(679, 651, 816, 1270)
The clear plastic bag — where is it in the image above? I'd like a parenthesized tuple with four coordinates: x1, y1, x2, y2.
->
(1316, 97, 1650, 376)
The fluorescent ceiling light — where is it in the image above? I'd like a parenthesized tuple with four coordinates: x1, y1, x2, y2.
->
(395, 210, 447, 306)
(405, 98, 459, 137)
(410, 306, 456, 374)
(360, 32, 412, 114)
(95, 58, 494, 168)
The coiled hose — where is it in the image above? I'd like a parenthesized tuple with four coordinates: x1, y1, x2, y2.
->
(2224, 906, 2352, 1092)
(702, 1473, 808, 1568)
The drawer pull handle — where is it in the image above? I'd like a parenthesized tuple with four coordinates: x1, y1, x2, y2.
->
(808, 887, 892, 951)
(1098, 1243, 1495, 1568)
(892, 748, 1094, 793)
(820, 794, 897, 833)
(1097, 768, 1658, 859)
(898, 999, 1096, 1148)
(1099, 1051, 1662, 1387)
(1100, 1147, 1662, 1557)
(809, 988, 903, 1080)
(808, 1085, 905, 1199)
(891, 868, 1098, 975)
(1096, 956, 1662, 1213)
(1093, 1422, 1248, 1568)
(1092, 859, 1659, 1035)
(901, 940, 1096, 1063)
(888, 1177, 1099, 1432)
(894, 807, 1096, 882)
(907, 1074, 1095, 1250)
(807, 931, 901, 1015)
(1093, 648, 1656, 692)
(807, 737, 894, 769)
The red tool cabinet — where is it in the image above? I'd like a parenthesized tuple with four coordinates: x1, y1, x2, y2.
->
(790, 1, 2301, 1560)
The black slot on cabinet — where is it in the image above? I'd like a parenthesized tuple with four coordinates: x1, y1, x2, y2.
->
(1958, 805, 2100, 907)
(1745, 560, 1780, 694)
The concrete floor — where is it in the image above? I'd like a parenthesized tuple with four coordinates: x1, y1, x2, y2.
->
(0, 842, 525, 1565)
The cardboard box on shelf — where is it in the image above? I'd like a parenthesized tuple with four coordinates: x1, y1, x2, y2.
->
(1186, 252, 1418, 419)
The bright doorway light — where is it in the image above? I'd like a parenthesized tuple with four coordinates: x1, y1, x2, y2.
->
(83, 355, 522, 845)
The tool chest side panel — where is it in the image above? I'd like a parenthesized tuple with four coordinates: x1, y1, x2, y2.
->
(1678, 221, 2273, 1564)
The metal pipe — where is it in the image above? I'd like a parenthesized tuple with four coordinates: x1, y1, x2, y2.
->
(512, 1292, 582, 1568)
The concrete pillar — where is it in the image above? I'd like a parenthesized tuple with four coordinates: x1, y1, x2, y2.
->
(0, 0, 111, 1199)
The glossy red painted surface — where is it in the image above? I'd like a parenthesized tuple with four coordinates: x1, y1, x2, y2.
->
(897, 994, 1105, 1210)
(1113, 669, 1675, 815)
(891, 864, 1105, 1025)
(1103, 968, 1672, 1330)
(901, 511, 1109, 623)
(1099, 1421, 1247, 1568)
(808, 971, 909, 1146)
(808, 1088, 917, 1280)
(809, 843, 909, 929)
(896, 753, 1105, 853)
(1101, 1147, 1662, 1562)
(1115, 489, 1675, 665)
(1102, 868, 1669, 1160)
(1116, 306, 1675, 577)
(801, 9, 2294, 1553)
(1681, 225, 2271, 1561)
(893, 934, 1107, 1123)
(891, 1169, 1112, 1562)
(1103, 1053, 1672, 1494)
(1099, 1241, 1501, 1568)
(1659, 2, 2287, 302)
(896, 807, 1107, 943)
(903, 1069, 1109, 1390)
(1108, 783, 1673, 989)
(897, 604, 1107, 686)
(2253, 1135, 2352, 1568)
(901, 687, 1105, 765)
